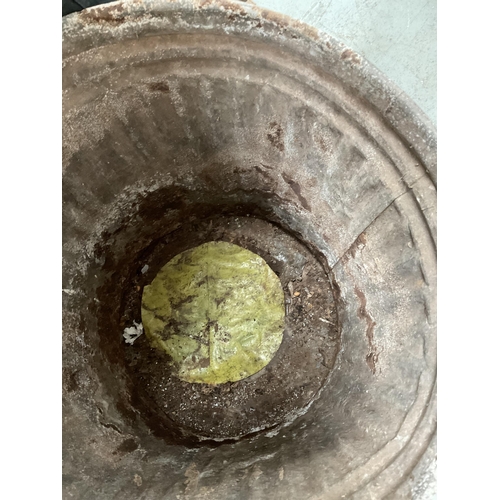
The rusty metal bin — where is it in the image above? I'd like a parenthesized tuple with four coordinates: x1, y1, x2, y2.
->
(62, 1, 436, 498)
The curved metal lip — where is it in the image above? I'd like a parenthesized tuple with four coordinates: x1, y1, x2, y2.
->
(62, 0, 437, 186)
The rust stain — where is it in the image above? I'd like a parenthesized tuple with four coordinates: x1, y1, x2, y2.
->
(148, 82, 170, 93)
(226, 8, 247, 21)
(79, 4, 127, 25)
(267, 121, 285, 152)
(349, 232, 367, 259)
(353, 285, 378, 374)
(340, 49, 361, 65)
(317, 135, 327, 152)
(281, 173, 311, 211)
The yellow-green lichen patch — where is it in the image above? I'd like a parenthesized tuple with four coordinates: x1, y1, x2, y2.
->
(141, 241, 285, 384)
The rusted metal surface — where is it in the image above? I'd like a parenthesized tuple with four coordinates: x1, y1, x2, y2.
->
(62, 1, 436, 498)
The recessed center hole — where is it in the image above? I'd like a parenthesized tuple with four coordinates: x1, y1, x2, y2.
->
(117, 215, 339, 440)
(141, 241, 285, 384)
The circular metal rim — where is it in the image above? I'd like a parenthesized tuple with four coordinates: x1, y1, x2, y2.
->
(62, 0, 436, 185)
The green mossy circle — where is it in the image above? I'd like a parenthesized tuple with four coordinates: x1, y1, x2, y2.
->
(141, 241, 285, 384)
